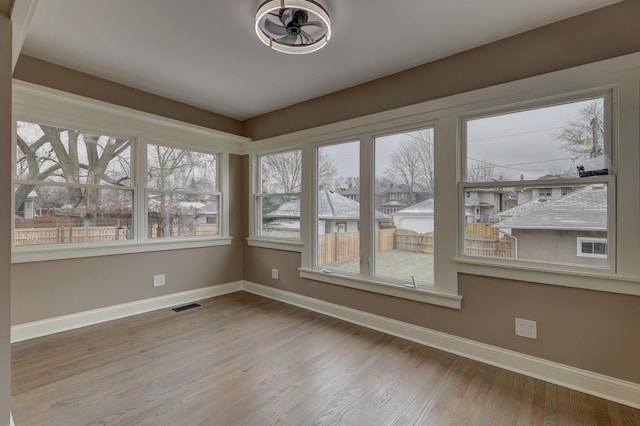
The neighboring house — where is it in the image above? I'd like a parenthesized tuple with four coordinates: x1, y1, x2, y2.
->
(197, 200, 218, 224)
(392, 199, 434, 234)
(465, 189, 500, 223)
(336, 185, 360, 202)
(493, 185, 608, 267)
(15, 189, 37, 219)
(465, 188, 518, 223)
(263, 189, 390, 237)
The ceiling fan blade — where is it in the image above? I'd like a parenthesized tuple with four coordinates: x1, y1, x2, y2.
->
(276, 33, 298, 45)
(300, 30, 315, 44)
(265, 19, 288, 36)
(300, 20, 323, 28)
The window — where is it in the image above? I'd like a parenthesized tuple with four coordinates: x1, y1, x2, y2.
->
(14, 121, 134, 247)
(461, 93, 613, 270)
(254, 149, 302, 241)
(577, 237, 608, 258)
(312, 128, 435, 289)
(537, 188, 552, 197)
(315, 141, 360, 274)
(12, 86, 233, 262)
(374, 128, 434, 287)
(146, 143, 219, 239)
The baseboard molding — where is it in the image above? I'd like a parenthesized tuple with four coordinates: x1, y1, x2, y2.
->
(242, 281, 640, 410)
(8, 410, 14, 426)
(10, 282, 243, 343)
(10, 279, 640, 409)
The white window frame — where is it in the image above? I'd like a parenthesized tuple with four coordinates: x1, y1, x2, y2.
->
(247, 147, 304, 251)
(458, 89, 616, 273)
(299, 126, 462, 309)
(11, 81, 241, 263)
(577, 237, 608, 258)
(143, 140, 222, 241)
(248, 53, 640, 300)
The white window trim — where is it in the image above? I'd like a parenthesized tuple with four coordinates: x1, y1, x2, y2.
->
(247, 147, 303, 250)
(577, 237, 608, 258)
(249, 53, 640, 300)
(458, 88, 616, 273)
(12, 81, 245, 263)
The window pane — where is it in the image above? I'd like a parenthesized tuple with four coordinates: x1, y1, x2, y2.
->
(147, 192, 219, 238)
(465, 97, 606, 181)
(16, 121, 132, 186)
(14, 185, 133, 246)
(316, 141, 359, 273)
(258, 195, 301, 240)
(594, 242, 607, 255)
(464, 183, 608, 268)
(260, 150, 302, 193)
(374, 128, 434, 286)
(147, 145, 217, 191)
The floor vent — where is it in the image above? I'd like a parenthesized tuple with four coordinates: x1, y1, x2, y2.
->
(171, 303, 201, 313)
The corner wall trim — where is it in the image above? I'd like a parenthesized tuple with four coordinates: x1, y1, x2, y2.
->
(242, 281, 640, 410)
(10, 282, 243, 343)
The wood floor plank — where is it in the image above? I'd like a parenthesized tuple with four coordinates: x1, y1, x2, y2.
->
(11, 292, 640, 425)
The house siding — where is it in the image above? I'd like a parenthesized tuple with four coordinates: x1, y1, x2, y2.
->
(512, 229, 608, 268)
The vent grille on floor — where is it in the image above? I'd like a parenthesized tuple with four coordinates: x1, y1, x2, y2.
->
(171, 303, 201, 312)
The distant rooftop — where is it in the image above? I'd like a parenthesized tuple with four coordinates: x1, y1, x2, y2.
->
(265, 189, 390, 220)
(494, 185, 607, 231)
(395, 199, 434, 214)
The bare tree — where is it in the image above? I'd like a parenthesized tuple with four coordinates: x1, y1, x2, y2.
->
(317, 151, 337, 189)
(554, 99, 604, 159)
(261, 150, 302, 193)
(384, 130, 434, 204)
(15, 122, 131, 210)
(466, 159, 497, 182)
(147, 145, 216, 237)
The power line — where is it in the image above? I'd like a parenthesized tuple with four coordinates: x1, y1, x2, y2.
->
(467, 125, 567, 142)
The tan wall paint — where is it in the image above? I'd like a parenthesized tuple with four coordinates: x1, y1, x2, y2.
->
(0, 1, 11, 17)
(1, 12, 11, 426)
(243, 246, 640, 385)
(12, 55, 245, 137)
(11, 154, 246, 324)
(244, 0, 640, 140)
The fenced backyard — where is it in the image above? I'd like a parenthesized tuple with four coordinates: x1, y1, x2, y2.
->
(14, 217, 218, 246)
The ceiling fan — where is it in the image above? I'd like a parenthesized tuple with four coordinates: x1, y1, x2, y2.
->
(255, 0, 331, 54)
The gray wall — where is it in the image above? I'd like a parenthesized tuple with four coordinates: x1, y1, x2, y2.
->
(1, 8, 11, 426)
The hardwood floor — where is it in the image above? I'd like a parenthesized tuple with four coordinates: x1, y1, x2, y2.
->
(11, 292, 640, 425)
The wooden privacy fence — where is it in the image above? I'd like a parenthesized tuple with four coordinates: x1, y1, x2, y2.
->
(394, 229, 434, 254)
(464, 223, 514, 258)
(318, 229, 395, 265)
(14, 226, 129, 246)
(15, 223, 219, 246)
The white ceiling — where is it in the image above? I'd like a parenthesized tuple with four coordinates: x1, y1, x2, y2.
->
(21, 0, 621, 121)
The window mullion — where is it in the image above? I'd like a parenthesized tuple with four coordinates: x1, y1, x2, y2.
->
(360, 134, 373, 279)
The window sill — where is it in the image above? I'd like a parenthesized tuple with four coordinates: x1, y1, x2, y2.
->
(247, 237, 303, 252)
(12, 237, 233, 263)
(455, 257, 640, 296)
(298, 267, 462, 309)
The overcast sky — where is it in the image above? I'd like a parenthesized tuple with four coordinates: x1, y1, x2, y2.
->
(467, 98, 603, 180)
(318, 97, 602, 183)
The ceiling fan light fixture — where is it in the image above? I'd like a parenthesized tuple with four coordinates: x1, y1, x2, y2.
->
(255, 0, 331, 54)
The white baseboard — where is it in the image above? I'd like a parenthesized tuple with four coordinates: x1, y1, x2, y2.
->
(10, 281, 243, 343)
(10, 279, 640, 409)
(242, 281, 640, 410)
(9, 410, 14, 426)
